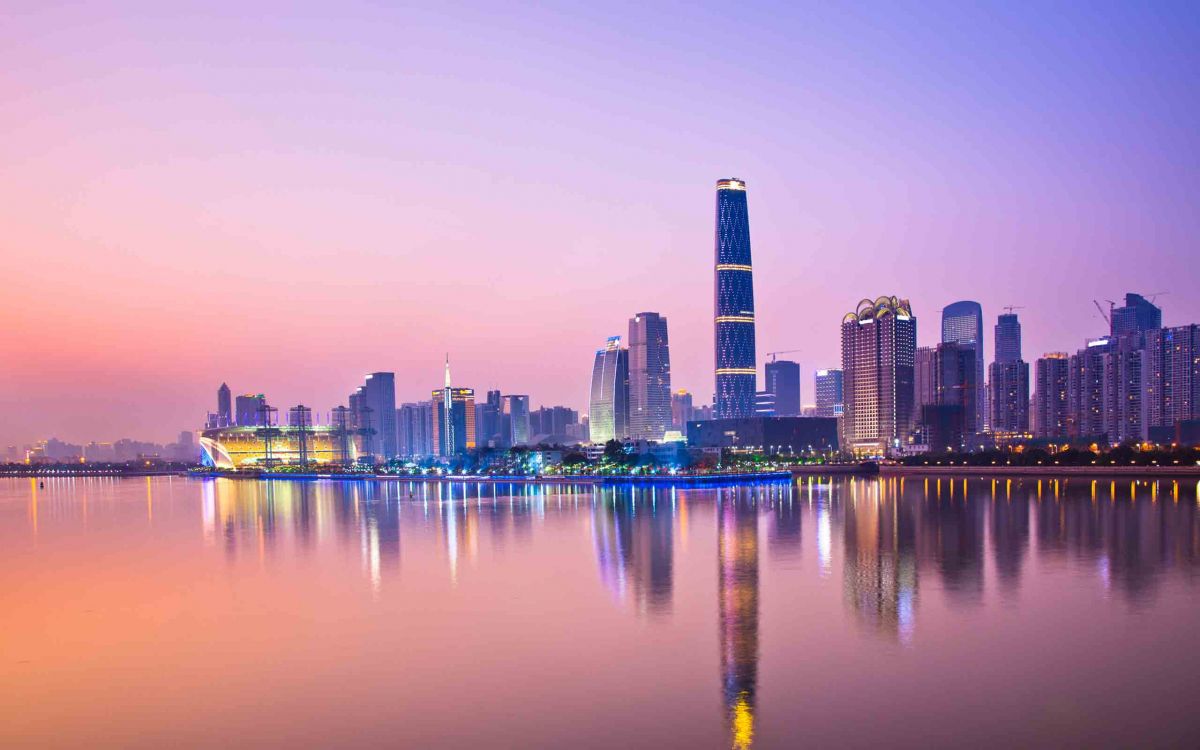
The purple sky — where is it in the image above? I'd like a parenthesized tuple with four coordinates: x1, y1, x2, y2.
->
(1, 2, 1198, 445)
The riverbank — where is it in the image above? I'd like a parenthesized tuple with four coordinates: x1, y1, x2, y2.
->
(881, 464, 1200, 479)
(182, 466, 879, 485)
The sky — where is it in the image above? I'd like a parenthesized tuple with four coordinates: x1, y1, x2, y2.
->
(1, 1, 1198, 446)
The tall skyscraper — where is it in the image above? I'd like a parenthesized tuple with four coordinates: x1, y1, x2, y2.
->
(994, 313, 1022, 363)
(1110, 293, 1162, 337)
(941, 301, 986, 434)
(713, 178, 757, 419)
(841, 296, 916, 455)
(589, 336, 629, 443)
(628, 312, 672, 441)
(357, 372, 397, 459)
(1033, 353, 1070, 439)
(431, 358, 475, 457)
(814, 369, 844, 418)
(989, 313, 1029, 435)
(504, 395, 531, 446)
(217, 383, 232, 427)
(764, 360, 801, 417)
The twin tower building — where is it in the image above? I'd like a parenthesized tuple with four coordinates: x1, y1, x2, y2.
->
(589, 178, 756, 444)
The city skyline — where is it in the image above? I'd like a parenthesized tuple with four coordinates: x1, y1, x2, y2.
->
(3, 4, 1199, 446)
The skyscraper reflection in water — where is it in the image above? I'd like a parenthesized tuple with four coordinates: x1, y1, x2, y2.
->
(591, 488, 674, 616)
(718, 489, 759, 750)
(842, 478, 919, 642)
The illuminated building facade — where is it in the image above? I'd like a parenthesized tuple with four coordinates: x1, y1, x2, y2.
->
(713, 178, 757, 420)
(199, 425, 352, 468)
(432, 387, 476, 457)
(589, 336, 629, 443)
(941, 301, 986, 433)
(1143, 324, 1200, 440)
(841, 296, 917, 455)
(628, 312, 672, 441)
(1068, 338, 1110, 439)
(814, 368, 844, 419)
(1033, 353, 1070, 438)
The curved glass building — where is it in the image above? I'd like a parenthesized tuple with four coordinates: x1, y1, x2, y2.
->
(714, 178, 757, 419)
(589, 336, 629, 444)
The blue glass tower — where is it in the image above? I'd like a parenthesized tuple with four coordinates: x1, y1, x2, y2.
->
(714, 178, 757, 419)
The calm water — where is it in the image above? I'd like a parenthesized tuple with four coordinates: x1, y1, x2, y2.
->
(2, 476, 1199, 749)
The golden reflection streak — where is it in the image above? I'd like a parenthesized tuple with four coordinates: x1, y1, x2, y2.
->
(146, 476, 153, 523)
(29, 477, 38, 537)
(731, 694, 754, 750)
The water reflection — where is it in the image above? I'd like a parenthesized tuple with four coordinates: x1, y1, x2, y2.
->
(718, 489, 759, 750)
(592, 488, 674, 615)
(6, 475, 1200, 748)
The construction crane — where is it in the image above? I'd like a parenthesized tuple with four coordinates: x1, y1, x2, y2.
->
(1093, 299, 1115, 326)
(1139, 291, 1169, 303)
(1002, 305, 1025, 315)
(767, 349, 804, 363)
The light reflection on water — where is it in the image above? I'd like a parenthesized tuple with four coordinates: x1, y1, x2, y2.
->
(2, 475, 1199, 749)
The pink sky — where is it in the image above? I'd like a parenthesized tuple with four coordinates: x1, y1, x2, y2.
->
(1, 3, 1198, 445)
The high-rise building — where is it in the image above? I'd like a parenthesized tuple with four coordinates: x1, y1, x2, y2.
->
(1110, 293, 1162, 337)
(397, 401, 434, 457)
(431, 358, 475, 457)
(1033, 353, 1071, 439)
(713, 178, 757, 419)
(921, 342, 980, 448)
(217, 383, 232, 427)
(589, 336, 629, 443)
(475, 390, 506, 449)
(504, 395, 531, 446)
(994, 313, 1022, 364)
(765, 360, 801, 417)
(1068, 338, 1111, 440)
(914, 347, 938, 420)
(1101, 333, 1147, 443)
(628, 312, 672, 441)
(235, 393, 267, 427)
(942, 301, 986, 434)
(1142, 325, 1200, 440)
(530, 406, 579, 441)
(670, 390, 694, 430)
(814, 369, 844, 419)
(357, 372, 397, 459)
(990, 361, 1030, 435)
(989, 313, 1029, 436)
(841, 296, 916, 455)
